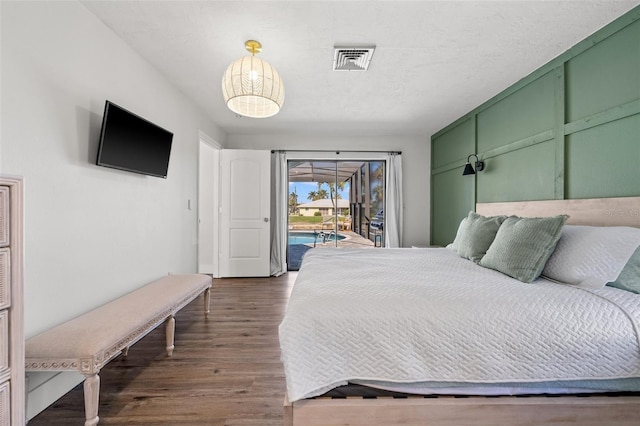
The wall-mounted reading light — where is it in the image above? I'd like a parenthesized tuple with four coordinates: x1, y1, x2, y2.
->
(463, 154, 484, 176)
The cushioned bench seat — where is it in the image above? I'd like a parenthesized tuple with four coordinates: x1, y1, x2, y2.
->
(25, 273, 212, 426)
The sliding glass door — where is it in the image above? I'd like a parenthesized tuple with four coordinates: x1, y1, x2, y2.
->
(287, 160, 385, 270)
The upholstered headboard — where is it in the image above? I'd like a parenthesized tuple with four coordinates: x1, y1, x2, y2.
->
(476, 196, 640, 228)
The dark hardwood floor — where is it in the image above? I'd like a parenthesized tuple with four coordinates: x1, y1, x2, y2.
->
(29, 273, 296, 425)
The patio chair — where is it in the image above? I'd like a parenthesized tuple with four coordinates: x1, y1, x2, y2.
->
(339, 215, 352, 231)
(321, 215, 336, 230)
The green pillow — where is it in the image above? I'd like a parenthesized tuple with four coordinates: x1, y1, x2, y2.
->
(607, 245, 640, 294)
(450, 217, 468, 251)
(480, 215, 569, 283)
(456, 211, 506, 263)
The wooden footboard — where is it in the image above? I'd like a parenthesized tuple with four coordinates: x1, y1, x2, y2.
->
(285, 392, 640, 426)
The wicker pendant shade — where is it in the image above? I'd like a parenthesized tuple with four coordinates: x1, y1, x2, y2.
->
(222, 40, 285, 118)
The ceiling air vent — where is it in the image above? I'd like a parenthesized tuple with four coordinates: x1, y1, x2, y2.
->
(333, 46, 375, 71)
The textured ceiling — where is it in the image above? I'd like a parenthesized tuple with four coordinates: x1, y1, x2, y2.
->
(81, 0, 639, 138)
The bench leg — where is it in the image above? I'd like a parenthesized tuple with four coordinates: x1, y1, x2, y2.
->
(204, 287, 211, 318)
(83, 373, 100, 426)
(166, 315, 175, 356)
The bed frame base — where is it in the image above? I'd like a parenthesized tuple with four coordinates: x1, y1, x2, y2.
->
(284, 393, 640, 425)
(283, 197, 640, 425)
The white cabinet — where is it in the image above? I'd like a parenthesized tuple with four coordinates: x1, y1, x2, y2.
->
(0, 177, 24, 425)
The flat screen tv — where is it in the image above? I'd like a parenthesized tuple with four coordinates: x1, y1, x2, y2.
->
(96, 101, 173, 178)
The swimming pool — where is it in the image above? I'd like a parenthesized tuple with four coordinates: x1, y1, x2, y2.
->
(288, 231, 346, 245)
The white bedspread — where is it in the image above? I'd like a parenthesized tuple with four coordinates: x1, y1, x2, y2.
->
(279, 248, 640, 402)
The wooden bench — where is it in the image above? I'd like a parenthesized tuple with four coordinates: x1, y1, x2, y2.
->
(25, 273, 212, 426)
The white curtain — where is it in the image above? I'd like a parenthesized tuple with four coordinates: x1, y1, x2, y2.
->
(270, 151, 288, 276)
(385, 153, 403, 247)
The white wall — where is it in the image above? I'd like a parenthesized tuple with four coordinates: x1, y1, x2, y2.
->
(0, 1, 225, 418)
(0, 1, 430, 418)
(226, 134, 431, 247)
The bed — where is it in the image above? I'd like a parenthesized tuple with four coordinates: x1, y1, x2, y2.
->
(279, 196, 640, 425)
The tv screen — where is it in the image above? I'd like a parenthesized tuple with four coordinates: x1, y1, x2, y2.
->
(96, 101, 173, 178)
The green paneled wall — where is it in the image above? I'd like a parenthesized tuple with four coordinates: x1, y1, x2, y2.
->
(477, 140, 557, 203)
(432, 168, 474, 245)
(477, 71, 556, 153)
(566, 19, 640, 122)
(566, 115, 640, 199)
(432, 118, 474, 169)
(430, 6, 640, 246)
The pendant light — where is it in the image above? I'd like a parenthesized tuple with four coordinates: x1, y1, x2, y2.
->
(221, 40, 285, 118)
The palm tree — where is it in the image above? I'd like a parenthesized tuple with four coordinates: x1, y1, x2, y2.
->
(332, 181, 346, 200)
(288, 191, 298, 214)
(369, 162, 385, 215)
(321, 181, 346, 211)
(316, 188, 329, 200)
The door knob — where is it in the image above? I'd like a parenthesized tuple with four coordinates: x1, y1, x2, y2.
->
(264, 217, 269, 222)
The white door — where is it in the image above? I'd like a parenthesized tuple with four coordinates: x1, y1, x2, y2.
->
(198, 140, 219, 275)
(219, 149, 271, 277)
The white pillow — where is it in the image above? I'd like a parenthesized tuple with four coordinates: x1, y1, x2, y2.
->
(542, 225, 640, 288)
